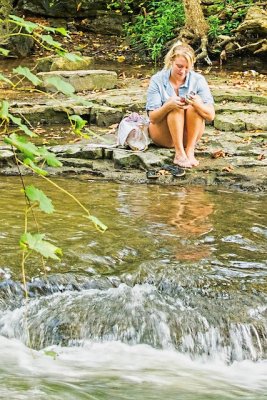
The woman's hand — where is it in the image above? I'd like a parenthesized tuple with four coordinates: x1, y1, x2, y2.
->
(185, 94, 215, 121)
(185, 94, 202, 107)
(167, 95, 189, 110)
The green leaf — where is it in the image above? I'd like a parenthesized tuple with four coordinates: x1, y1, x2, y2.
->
(25, 185, 54, 214)
(69, 115, 87, 134)
(13, 66, 42, 86)
(42, 26, 56, 34)
(20, 232, 62, 260)
(86, 215, 108, 233)
(8, 114, 36, 137)
(55, 27, 68, 36)
(0, 101, 9, 121)
(0, 47, 10, 56)
(4, 133, 39, 159)
(45, 76, 75, 96)
(72, 95, 93, 107)
(63, 52, 83, 62)
(40, 34, 63, 49)
(9, 15, 38, 33)
(23, 158, 48, 176)
(42, 26, 69, 37)
(0, 73, 13, 86)
(38, 147, 62, 167)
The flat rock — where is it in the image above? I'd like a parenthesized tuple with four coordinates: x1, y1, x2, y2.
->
(37, 70, 118, 93)
(214, 112, 267, 131)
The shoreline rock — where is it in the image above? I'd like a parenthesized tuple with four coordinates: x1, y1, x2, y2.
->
(1, 75, 266, 193)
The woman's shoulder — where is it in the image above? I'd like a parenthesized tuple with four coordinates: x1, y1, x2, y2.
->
(150, 69, 170, 83)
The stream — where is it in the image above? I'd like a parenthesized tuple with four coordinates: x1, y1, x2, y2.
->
(0, 176, 267, 399)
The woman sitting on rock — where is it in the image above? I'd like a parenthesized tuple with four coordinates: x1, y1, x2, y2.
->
(146, 41, 215, 168)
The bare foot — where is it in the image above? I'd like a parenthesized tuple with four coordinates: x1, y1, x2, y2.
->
(187, 155, 199, 167)
(186, 150, 199, 167)
(174, 155, 192, 168)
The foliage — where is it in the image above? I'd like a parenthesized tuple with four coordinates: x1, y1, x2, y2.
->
(107, 0, 149, 14)
(0, 15, 107, 293)
(208, 0, 254, 39)
(125, 0, 185, 62)
(107, 0, 135, 14)
(20, 232, 63, 260)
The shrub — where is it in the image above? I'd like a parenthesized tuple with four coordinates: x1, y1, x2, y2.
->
(125, 0, 185, 62)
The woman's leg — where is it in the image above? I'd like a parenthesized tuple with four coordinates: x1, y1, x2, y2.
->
(184, 106, 205, 166)
(148, 117, 174, 148)
(149, 109, 192, 168)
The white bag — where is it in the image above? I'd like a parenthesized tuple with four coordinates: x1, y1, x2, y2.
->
(117, 112, 150, 151)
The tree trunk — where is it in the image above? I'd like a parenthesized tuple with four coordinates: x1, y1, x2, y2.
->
(181, 0, 212, 64)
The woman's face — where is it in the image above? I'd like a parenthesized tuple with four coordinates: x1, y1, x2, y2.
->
(171, 56, 189, 80)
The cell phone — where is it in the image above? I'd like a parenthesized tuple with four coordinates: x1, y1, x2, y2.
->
(185, 91, 195, 104)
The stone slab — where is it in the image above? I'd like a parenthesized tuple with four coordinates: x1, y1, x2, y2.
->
(37, 70, 118, 93)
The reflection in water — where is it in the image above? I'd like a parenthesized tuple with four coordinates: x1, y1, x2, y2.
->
(119, 185, 214, 262)
(168, 187, 214, 261)
(168, 187, 213, 236)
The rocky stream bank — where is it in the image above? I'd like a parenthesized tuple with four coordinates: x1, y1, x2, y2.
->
(0, 68, 266, 192)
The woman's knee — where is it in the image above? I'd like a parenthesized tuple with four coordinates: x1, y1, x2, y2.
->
(186, 105, 203, 121)
(167, 109, 184, 120)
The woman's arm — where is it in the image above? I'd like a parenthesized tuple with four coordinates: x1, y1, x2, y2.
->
(149, 96, 187, 124)
(187, 95, 215, 122)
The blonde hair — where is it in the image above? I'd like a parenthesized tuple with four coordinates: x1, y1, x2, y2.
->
(164, 41, 195, 70)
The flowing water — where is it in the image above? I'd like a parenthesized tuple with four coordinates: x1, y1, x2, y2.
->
(0, 177, 267, 399)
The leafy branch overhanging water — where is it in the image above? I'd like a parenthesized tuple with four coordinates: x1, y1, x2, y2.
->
(0, 15, 107, 296)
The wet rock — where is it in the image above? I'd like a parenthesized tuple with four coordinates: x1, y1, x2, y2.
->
(113, 149, 144, 169)
(90, 104, 123, 127)
(37, 70, 118, 93)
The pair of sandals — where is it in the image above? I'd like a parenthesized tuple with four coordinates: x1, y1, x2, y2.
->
(146, 164, 185, 179)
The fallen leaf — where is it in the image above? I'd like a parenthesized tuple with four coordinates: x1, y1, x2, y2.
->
(258, 154, 265, 160)
(212, 149, 225, 159)
(222, 165, 234, 173)
(117, 55, 126, 63)
(242, 137, 252, 143)
(158, 169, 171, 176)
